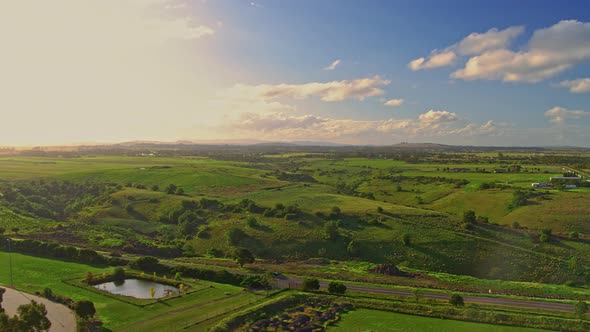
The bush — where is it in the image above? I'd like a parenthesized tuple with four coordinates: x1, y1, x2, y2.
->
(302, 278, 320, 292)
(575, 300, 588, 318)
(328, 281, 347, 295)
(43, 288, 53, 300)
(113, 267, 126, 282)
(568, 231, 579, 240)
(75, 300, 96, 319)
(226, 227, 247, 246)
(512, 221, 520, 229)
(402, 233, 411, 246)
(462, 210, 476, 224)
(131, 256, 163, 272)
(449, 293, 464, 307)
(246, 216, 258, 227)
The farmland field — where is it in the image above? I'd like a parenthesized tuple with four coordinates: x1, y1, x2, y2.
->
(330, 309, 546, 331)
(0, 146, 589, 331)
(0, 252, 261, 330)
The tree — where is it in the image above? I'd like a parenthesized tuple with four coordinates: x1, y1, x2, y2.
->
(347, 240, 359, 255)
(449, 293, 464, 307)
(328, 281, 346, 295)
(165, 184, 177, 194)
(75, 301, 96, 319)
(402, 233, 411, 246)
(0, 227, 5, 235)
(415, 196, 424, 204)
(132, 256, 161, 272)
(302, 278, 320, 292)
(233, 248, 255, 267)
(246, 216, 258, 228)
(17, 300, 51, 331)
(511, 190, 528, 208)
(569, 231, 579, 240)
(175, 187, 185, 195)
(151, 185, 159, 191)
(113, 267, 126, 282)
(226, 227, 246, 246)
(462, 210, 476, 224)
(324, 221, 339, 240)
(11, 227, 19, 235)
(377, 206, 383, 213)
(575, 300, 588, 318)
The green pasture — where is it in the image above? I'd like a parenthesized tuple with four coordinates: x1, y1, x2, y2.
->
(0, 252, 257, 330)
(330, 309, 546, 331)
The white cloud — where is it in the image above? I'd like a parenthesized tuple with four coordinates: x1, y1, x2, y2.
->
(226, 109, 490, 142)
(324, 59, 341, 70)
(558, 78, 590, 93)
(226, 76, 391, 102)
(457, 26, 524, 55)
(418, 110, 458, 125)
(408, 51, 457, 71)
(384, 99, 404, 107)
(409, 26, 523, 71)
(452, 20, 590, 82)
(545, 106, 590, 124)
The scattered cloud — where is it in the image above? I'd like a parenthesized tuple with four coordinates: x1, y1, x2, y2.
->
(545, 106, 590, 124)
(225, 76, 391, 102)
(456, 26, 524, 55)
(250, 2, 263, 8)
(558, 78, 590, 93)
(384, 99, 404, 107)
(418, 110, 458, 126)
(408, 51, 456, 71)
(452, 20, 590, 82)
(227, 109, 499, 142)
(324, 59, 341, 71)
(409, 26, 523, 71)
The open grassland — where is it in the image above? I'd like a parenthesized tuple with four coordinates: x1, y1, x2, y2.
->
(0, 155, 588, 284)
(329, 309, 546, 332)
(0, 252, 259, 330)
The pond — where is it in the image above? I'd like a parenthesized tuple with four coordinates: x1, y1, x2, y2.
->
(94, 279, 179, 299)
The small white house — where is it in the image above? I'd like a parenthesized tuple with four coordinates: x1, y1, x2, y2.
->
(564, 184, 577, 189)
(532, 183, 550, 188)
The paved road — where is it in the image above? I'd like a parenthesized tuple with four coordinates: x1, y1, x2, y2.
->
(1, 286, 76, 332)
(276, 277, 575, 312)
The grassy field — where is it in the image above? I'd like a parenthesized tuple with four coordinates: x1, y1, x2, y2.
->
(0, 252, 261, 330)
(329, 309, 546, 331)
(0, 155, 588, 284)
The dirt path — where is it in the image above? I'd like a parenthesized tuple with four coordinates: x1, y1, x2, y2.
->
(1, 286, 76, 332)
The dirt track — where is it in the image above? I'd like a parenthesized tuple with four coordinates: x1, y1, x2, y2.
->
(1, 286, 76, 332)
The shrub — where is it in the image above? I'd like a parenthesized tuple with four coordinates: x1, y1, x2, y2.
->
(131, 256, 162, 272)
(43, 288, 53, 300)
(328, 281, 347, 295)
(226, 227, 247, 246)
(324, 221, 339, 240)
(347, 240, 359, 255)
(568, 231, 579, 240)
(575, 300, 588, 318)
(302, 278, 320, 292)
(449, 293, 464, 307)
(402, 233, 411, 246)
(462, 210, 476, 224)
(246, 216, 258, 227)
(512, 221, 520, 229)
(377, 206, 384, 213)
(113, 267, 126, 282)
(75, 300, 96, 319)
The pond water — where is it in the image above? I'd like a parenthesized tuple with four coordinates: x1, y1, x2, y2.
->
(94, 279, 179, 299)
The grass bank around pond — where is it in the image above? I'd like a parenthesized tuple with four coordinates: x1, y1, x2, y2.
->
(329, 308, 547, 332)
(0, 251, 262, 330)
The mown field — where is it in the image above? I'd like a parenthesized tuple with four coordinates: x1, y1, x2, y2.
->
(330, 309, 546, 332)
(0, 252, 261, 330)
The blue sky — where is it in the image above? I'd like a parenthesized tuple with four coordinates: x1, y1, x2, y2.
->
(0, 0, 589, 146)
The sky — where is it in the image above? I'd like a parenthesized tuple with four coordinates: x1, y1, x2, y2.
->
(1, 0, 590, 147)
